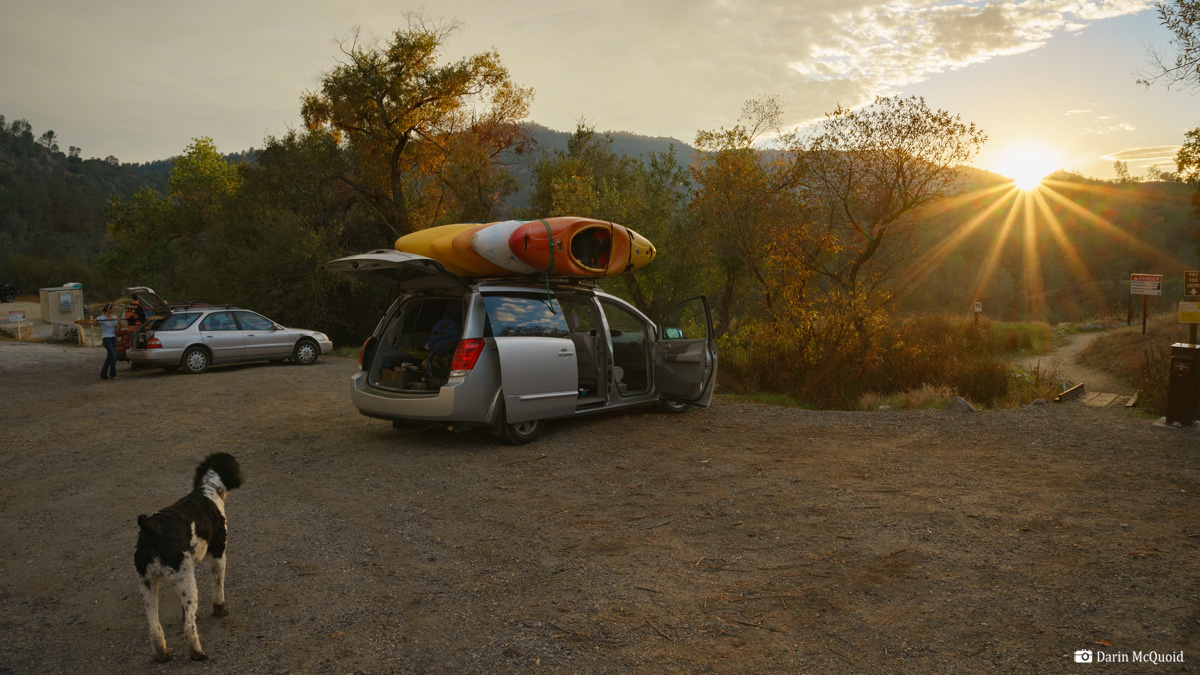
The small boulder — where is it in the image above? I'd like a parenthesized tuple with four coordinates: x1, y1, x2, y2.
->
(1030, 398, 1049, 406)
(945, 396, 976, 413)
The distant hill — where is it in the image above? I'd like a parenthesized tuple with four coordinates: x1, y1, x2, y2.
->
(0, 117, 173, 261)
(0, 117, 258, 262)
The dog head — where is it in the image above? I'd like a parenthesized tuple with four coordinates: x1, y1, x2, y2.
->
(193, 453, 243, 493)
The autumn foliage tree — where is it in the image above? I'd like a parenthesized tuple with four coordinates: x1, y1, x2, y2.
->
(101, 137, 242, 297)
(301, 15, 533, 237)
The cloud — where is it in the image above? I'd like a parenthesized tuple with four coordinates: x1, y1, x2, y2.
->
(484, 0, 1156, 139)
(1101, 145, 1180, 162)
(1081, 121, 1137, 134)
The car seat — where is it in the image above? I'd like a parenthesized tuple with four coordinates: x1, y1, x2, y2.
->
(564, 311, 598, 390)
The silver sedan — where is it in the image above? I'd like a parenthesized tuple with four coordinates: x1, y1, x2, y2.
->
(127, 306, 333, 374)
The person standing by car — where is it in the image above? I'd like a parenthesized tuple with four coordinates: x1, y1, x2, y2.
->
(84, 303, 122, 380)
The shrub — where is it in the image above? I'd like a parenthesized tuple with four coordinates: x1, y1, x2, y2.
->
(1133, 345, 1171, 416)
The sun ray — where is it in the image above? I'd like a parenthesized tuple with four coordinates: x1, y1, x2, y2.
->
(909, 185, 1019, 286)
(1038, 185, 1191, 268)
(1030, 189, 1099, 290)
(1029, 189, 1112, 319)
(1020, 193, 1047, 322)
(970, 192, 1024, 305)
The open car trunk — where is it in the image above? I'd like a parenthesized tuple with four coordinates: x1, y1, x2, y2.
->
(325, 250, 470, 394)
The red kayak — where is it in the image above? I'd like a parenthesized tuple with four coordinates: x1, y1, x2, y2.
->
(507, 217, 656, 277)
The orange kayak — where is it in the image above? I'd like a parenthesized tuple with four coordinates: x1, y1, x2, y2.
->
(507, 217, 656, 277)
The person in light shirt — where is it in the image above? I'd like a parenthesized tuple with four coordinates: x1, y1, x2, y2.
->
(81, 303, 122, 380)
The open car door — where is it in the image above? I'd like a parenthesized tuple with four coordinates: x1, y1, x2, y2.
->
(654, 296, 717, 406)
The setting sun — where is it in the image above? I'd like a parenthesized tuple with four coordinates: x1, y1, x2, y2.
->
(991, 143, 1061, 191)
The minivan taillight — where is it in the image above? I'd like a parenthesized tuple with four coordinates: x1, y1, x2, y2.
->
(359, 336, 377, 369)
(449, 338, 485, 376)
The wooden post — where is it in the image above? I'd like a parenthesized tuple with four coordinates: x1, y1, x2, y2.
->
(1142, 295, 1148, 335)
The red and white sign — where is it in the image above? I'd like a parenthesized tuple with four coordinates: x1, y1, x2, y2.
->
(1131, 273, 1163, 296)
(8, 310, 24, 322)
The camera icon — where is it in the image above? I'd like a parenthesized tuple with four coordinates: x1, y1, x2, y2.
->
(1074, 649, 1094, 663)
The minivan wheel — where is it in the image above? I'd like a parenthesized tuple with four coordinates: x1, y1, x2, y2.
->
(293, 339, 319, 365)
(658, 399, 690, 414)
(502, 419, 545, 444)
(181, 346, 210, 374)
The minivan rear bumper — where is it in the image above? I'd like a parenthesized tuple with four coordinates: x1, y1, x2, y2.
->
(349, 371, 497, 425)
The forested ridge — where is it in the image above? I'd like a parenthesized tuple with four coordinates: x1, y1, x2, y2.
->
(2, 15, 1198, 408)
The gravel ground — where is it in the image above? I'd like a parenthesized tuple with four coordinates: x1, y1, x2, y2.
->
(1, 339, 1198, 674)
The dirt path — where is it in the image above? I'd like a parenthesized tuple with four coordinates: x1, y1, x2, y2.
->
(1, 340, 1197, 673)
(1014, 331, 1132, 395)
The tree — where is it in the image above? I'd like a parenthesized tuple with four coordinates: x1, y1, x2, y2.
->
(301, 15, 533, 236)
(37, 130, 58, 152)
(1142, 0, 1200, 90)
(101, 137, 242, 297)
(690, 96, 799, 333)
(1143, 2, 1200, 252)
(785, 96, 986, 302)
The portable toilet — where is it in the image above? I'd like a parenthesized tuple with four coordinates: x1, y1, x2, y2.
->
(39, 285, 85, 324)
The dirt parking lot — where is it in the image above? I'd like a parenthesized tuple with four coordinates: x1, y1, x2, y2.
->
(1, 340, 1198, 673)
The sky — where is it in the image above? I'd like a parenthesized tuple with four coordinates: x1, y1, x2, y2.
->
(1, 0, 1195, 181)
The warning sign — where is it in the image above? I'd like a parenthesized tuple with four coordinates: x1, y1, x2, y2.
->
(8, 310, 24, 322)
(1131, 273, 1163, 296)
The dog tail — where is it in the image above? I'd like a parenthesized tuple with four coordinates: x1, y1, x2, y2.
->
(137, 514, 159, 536)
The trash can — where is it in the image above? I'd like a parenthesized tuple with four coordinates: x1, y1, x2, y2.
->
(1166, 343, 1200, 426)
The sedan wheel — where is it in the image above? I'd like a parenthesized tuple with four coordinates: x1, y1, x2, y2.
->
(502, 419, 545, 445)
(181, 346, 210, 375)
(292, 339, 319, 365)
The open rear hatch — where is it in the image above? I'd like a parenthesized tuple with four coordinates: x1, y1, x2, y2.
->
(324, 250, 468, 290)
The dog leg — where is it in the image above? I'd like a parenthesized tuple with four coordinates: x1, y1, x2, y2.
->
(173, 560, 208, 661)
(141, 577, 170, 662)
(210, 555, 228, 617)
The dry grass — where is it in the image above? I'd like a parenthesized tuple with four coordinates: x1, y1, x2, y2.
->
(858, 384, 955, 410)
(1078, 316, 1193, 379)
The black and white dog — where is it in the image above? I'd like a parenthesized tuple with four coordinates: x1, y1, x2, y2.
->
(134, 452, 243, 662)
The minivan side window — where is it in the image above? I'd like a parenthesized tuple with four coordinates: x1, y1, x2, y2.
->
(482, 295, 569, 339)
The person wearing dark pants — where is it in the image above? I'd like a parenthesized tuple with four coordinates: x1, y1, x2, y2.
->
(93, 303, 121, 380)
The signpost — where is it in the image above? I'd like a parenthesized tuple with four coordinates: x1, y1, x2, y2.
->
(1131, 273, 1164, 335)
(1185, 271, 1200, 345)
(973, 300, 982, 326)
(8, 310, 28, 341)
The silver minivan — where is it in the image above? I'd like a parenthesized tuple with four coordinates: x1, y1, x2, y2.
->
(325, 250, 717, 443)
